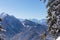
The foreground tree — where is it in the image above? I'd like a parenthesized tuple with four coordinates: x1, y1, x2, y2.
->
(40, 0, 60, 39)
(0, 18, 6, 40)
(47, 0, 60, 38)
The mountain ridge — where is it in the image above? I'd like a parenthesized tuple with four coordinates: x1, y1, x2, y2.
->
(0, 13, 49, 40)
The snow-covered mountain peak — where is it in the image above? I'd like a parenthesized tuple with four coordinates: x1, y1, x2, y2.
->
(0, 12, 9, 18)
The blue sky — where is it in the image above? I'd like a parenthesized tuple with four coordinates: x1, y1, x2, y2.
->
(0, 0, 48, 20)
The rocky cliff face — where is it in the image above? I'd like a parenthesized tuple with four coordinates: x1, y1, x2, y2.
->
(0, 13, 25, 40)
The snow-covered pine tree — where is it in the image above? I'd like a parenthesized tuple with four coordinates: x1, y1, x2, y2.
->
(0, 18, 6, 40)
(40, 0, 60, 39)
(47, 0, 60, 38)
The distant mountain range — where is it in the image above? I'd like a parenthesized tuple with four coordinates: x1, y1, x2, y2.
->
(0, 13, 54, 40)
(20, 18, 47, 25)
(11, 19, 48, 40)
(29, 19, 47, 25)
